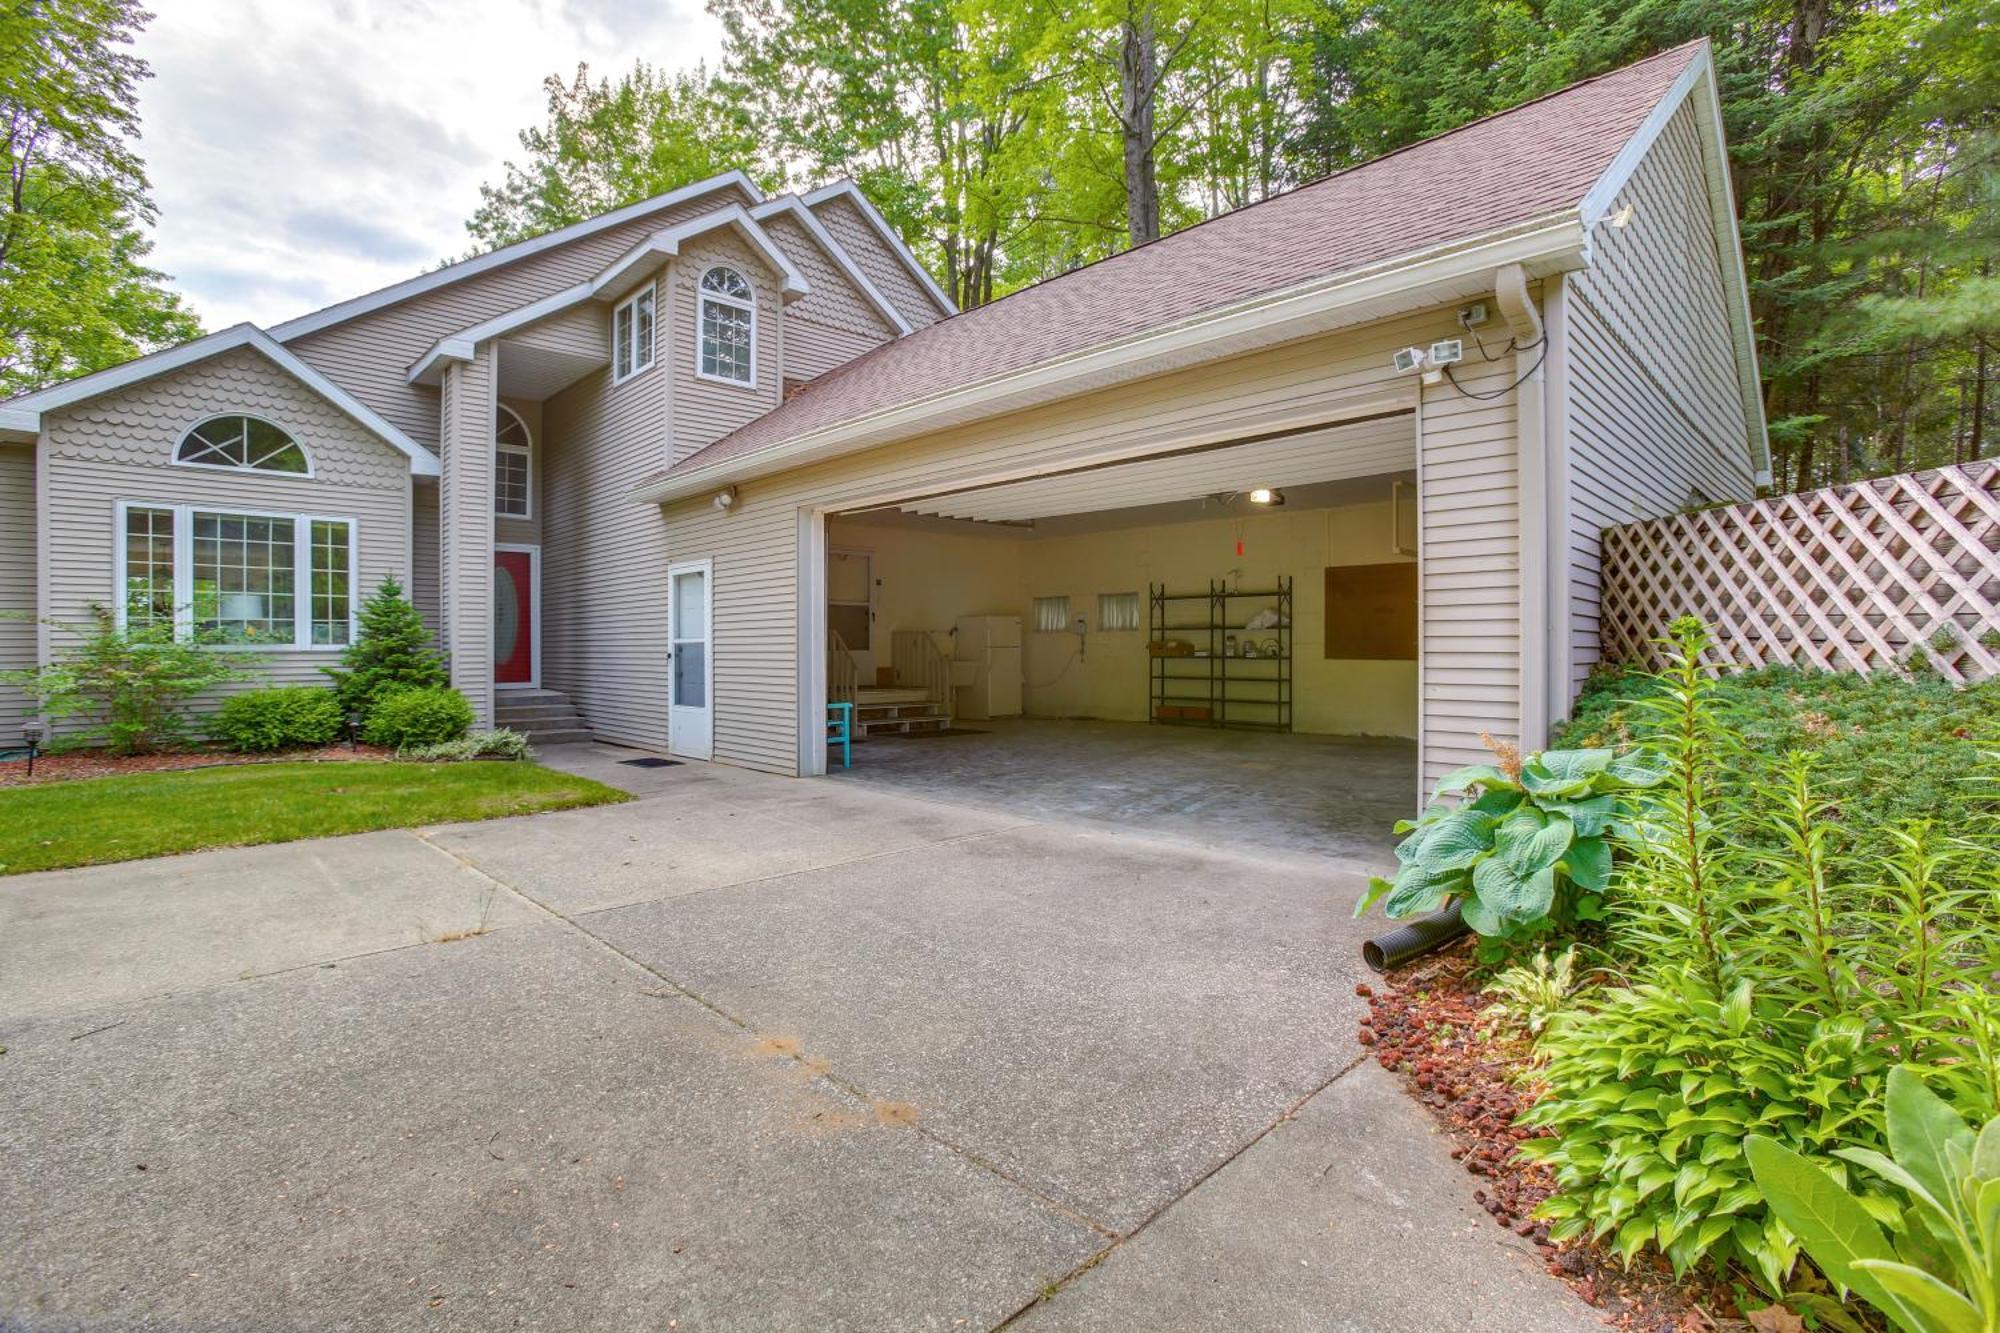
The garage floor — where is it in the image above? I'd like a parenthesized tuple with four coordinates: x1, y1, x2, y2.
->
(833, 718, 1415, 867)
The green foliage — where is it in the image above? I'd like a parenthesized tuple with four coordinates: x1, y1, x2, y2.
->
(1748, 1067, 2000, 1332)
(1481, 946, 1579, 1044)
(400, 729, 533, 763)
(465, 62, 777, 252)
(321, 577, 446, 720)
(1520, 620, 2000, 1291)
(0, 0, 203, 395)
(209, 687, 344, 754)
(361, 687, 474, 750)
(1556, 662, 2000, 839)
(0, 606, 257, 755)
(1360, 746, 1665, 939)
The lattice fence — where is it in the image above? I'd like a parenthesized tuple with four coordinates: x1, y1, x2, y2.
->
(1602, 461, 2000, 684)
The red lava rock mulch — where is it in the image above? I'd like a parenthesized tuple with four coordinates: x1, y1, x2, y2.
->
(0, 744, 395, 788)
(1360, 936, 1748, 1333)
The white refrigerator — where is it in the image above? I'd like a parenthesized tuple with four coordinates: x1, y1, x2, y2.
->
(952, 615, 1022, 719)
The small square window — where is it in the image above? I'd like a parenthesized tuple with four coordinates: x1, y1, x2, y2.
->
(1033, 596, 1070, 634)
(1098, 592, 1140, 632)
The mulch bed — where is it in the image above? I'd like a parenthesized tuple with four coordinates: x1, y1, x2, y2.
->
(1361, 936, 1751, 1333)
(0, 744, 396, 789)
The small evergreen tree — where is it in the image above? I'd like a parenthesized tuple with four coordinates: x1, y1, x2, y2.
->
(321, 576, 447, 718)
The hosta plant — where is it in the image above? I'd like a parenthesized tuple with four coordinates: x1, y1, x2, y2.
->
(1358, 746, 1666, 938)
(1748, 1067, 2000, 1332)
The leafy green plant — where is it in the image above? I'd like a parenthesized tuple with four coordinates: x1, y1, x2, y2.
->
(1359, 746, 1666, 938)
(361, 687, 474, 750)
(321, 577, 446, 721)
(1749, 1066, 2000, 1332)
(1481, 946, 1577, 1044)
(0, 606, 258, 755)
(210, 686, 344, 753)
(400, 729, 533, 762)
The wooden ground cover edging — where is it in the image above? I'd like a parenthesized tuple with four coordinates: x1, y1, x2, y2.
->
(1601, 460, 2000, 682)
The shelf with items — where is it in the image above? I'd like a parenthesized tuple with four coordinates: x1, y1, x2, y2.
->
(1146, 576, 1292, 733)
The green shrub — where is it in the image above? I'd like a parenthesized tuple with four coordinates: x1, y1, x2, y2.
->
(1517, 620, 2000, 1292)
(0, 606, 259, 755)
(400, 729, 532, 762)
(1749, 1067, 2000, 1332)
(322, 577, 446, 720)
(1359, 747, 1665, 939)
(210, 687, 344, 753)
(1555, 660, 2000, 837)
(361, 687, 473, 749)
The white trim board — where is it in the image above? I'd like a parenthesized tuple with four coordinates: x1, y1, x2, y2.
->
(271, 170, 764, 343)
(1, 324, 440, 475)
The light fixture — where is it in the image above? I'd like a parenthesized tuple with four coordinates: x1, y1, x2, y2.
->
(1248, 487, 1285, 507)
(20, 720, 45, 778)
(712, 486, 739, 512)
(1392, 346, 1427, 374)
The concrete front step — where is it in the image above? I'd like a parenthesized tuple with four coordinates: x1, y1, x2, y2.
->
(517, 727, 595, 746)
(494, 687, 591, 744)
(495, 704, 585, 726)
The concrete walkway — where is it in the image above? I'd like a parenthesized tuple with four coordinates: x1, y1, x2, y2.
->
(0, 745, 1600, 1332)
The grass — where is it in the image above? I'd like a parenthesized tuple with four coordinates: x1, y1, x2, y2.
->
(0, 760, 629, 875)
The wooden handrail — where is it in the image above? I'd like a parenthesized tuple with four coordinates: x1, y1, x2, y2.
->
(827, 628, 858, 707)
(891, 630, 952, 722)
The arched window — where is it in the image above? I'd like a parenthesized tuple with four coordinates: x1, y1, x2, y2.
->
(697, 265, 755, 386)
(174, 415, 310, 474)
(494, 405, 531, 518)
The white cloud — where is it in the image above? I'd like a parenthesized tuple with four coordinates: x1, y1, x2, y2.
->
(135, 0, 725, 329)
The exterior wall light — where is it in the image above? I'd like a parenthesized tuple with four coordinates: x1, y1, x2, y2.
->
(1248, 488, 1285, 507)
(20, 720, 45, 778)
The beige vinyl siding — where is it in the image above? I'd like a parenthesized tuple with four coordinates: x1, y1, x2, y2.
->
(411, 480, 440, 633)
(506, 303, 608, 360)
(662, 305, 1519, 780)
(286, 188, 753, 446)
(760, 210, 897, 381)
(1562, 101, 1756, 701)
(669, 235, 785, 462)
(0, 444, 34, 745)
(438, 347, 497, 725)
(808, 194, 949, 330)
(540, 320, 673, 749)
(38, 348, 414, 715)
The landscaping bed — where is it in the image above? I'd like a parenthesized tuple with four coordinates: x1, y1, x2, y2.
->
(0, 743, 396, 788)
(0, 760, 628, 875)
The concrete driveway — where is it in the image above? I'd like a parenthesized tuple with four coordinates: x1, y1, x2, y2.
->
(0, 746, 1599, 1332)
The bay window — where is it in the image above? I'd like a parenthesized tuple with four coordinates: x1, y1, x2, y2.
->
(118, 501, 356, 648)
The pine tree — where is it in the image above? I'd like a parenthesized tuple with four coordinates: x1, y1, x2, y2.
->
(321, 577, 446, 718)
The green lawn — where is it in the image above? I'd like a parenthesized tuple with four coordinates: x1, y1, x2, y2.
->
(0, 761, 629, 875)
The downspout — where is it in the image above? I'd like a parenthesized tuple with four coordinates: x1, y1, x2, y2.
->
(1495, 263, 1551, 748)
(1539, 274, 1575, 731)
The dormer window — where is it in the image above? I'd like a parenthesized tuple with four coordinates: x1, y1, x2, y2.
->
(612, 283, 656, 384)
(494, 405, 530, 518)
(696, 265, 755, 386)
(174, 414, 310, 474)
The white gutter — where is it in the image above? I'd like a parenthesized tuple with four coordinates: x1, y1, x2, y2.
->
(634, 211, 1591, 504)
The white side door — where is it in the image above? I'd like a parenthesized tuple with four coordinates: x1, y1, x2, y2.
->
(667, 559, 713, 760)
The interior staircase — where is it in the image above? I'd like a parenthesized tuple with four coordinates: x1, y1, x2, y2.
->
(493, 688, 594, 746)
(853, 686, 949, 738)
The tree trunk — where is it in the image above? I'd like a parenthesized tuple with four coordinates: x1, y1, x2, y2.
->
(1119, 2, 1161, 247)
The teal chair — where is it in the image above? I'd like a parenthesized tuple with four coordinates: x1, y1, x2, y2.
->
(826, 700, 853, 769)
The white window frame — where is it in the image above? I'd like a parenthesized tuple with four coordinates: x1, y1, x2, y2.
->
(112, 499, 360, 651)
(170, 412, 315, 478)
(494, 404, 532, 519)
(612, 283, 656, 385)
(694, 265, 757, 388)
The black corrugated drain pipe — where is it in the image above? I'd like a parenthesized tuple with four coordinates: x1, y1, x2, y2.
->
(1362, 901, 1470, 973)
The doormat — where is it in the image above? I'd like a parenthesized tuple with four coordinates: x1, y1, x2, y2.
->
(619, 757, 682, 769)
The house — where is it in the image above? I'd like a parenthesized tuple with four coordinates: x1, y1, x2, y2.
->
(0, 40, 1764, 800)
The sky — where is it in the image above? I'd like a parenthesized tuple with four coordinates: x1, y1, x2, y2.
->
(134, 0, 726, 330)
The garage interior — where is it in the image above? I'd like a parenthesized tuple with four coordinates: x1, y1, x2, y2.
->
(822, 416, 1422, 860)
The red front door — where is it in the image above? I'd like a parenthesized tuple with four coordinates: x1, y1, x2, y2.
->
(494, 548, 534, 685)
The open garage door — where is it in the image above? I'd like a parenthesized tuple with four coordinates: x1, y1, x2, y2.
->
(811, 412, 1422, 860)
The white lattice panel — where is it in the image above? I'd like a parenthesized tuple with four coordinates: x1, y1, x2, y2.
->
(1601, 462, 2000, 683)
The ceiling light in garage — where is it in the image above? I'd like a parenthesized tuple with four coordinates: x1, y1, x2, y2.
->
(1248, 487, 1285, 506)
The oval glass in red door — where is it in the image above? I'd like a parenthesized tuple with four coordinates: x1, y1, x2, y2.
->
(493, 549, 534, 685)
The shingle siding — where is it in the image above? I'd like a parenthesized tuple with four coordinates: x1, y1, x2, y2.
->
(808, 193, 949, 332)
(0, 444, 35, 746)
(1561, 100, 1756, 704)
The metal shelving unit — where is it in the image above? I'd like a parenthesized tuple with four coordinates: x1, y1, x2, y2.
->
(1147, 577, 1292, 732)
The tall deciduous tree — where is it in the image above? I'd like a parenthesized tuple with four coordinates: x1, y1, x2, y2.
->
(466, 61, 776, 252)
(0, 0, 200, 396)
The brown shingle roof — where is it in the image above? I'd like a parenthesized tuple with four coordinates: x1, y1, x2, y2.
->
(676, 42, 1701, 473)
